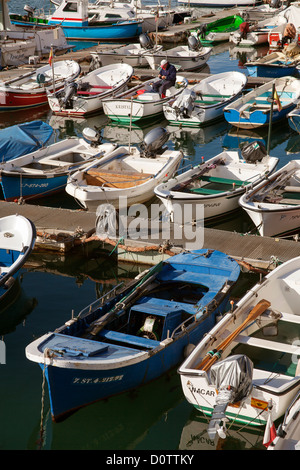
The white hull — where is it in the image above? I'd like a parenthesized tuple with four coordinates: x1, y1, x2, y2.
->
(144, 46, 211, 71)
(102, 75, 188, 123)
(90, 44, 163, 68)
(269, 389, 300, 450)
(163, 71, 247, 127)
(48, 63, 133, 117)
(230, 29, 269, 46)
(239, 160, 300, 237)
(154, 151, 278, 222)
(66, 143, 183, 211)
(0, 39, 36, 67)
(178, 256, 300, 428)
(178, 0, 258, 5)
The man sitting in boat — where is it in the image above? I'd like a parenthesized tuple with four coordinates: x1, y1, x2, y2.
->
(152, 60, 176, 99)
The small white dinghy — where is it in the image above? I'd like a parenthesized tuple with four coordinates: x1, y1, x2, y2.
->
(0, 215, 36, 304)
(163, 71, 247, 127)
(65, 127, 183, 211)
(89, 33, 163, 68)
(47, 63, 133, 117)
(102, 75, 188, 123)
(143, 36, 211, 71)
(239, 159, 300, 237)
(154, 141, 278, 222)
(178, 255, 300, 438)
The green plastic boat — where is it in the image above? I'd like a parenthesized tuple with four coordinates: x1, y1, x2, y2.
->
(191, 14, 244, 44)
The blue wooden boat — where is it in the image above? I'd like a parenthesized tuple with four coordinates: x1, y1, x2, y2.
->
(245, 51, 300, 78)
(0, 215, 36, 308)
(224, 76, 300, 129)
(0, 121, 53, 163)
(0, 129, 117, 202)
(48, 0, 142, 41)
(25, 249, 240, 422)
(288, 107, 300, 133)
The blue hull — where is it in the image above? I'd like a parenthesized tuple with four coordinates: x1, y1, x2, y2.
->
(42, 315, 218, 420)
(224, 103, 296, 128)
(48, 21, 142, 41)
(246, 64, 297, 78)
(27, 249, 240, 421)
(0, 173, 67, 201)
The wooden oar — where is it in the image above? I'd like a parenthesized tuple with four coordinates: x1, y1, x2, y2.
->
(195, 299, 271, 372)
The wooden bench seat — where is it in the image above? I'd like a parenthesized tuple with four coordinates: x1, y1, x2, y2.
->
(84, 168, 152, 188)
(200, 175, 249, 186)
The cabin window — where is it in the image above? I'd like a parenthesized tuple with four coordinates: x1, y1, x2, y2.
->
(105, 14, 122, 18)
(63, 2, 78, 13)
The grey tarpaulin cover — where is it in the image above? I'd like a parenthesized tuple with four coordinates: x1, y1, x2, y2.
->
(207, 354, 253, 439)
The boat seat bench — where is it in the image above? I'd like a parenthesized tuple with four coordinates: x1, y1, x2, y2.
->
(99, 328, 160, 349)
(84, 168, 152, 188)
(200, 175, 249, 186)
(189, 176, 249, 194)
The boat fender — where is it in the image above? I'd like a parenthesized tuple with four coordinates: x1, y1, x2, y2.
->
(183, 343, 195, 358)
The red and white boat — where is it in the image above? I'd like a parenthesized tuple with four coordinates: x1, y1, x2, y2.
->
(0, 60, 81, 111)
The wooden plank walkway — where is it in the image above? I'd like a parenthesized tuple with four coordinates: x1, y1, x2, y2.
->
(1, 200, 300, 268)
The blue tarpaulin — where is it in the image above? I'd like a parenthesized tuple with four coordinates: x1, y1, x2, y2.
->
(0, 120, 53, 162)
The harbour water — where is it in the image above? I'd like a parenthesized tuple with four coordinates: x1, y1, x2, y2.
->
(1, 0, 300, 453)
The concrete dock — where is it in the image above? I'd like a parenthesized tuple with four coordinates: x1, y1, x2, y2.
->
(0, 6, 295, 267)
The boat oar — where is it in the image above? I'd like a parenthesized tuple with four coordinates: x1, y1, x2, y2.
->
(195, 299, 271, 372)
(86, 262, 163, 337)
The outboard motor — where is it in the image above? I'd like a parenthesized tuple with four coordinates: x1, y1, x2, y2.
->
(172, 88, 197, 118)
(139, 33, 154, 50)
(196, 24, 207, 41)
(82, 127, 102, 147)
(241, 140, 267, 163)
(188, 34, 201, 51)
(270, 0, 281, 8)
(207, 355, 253, 440)
(139, 127, 170, 157)
(61, 80, 78, 108)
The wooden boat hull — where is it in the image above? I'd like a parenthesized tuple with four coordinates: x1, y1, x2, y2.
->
(0, 215, 36, 304)
(102, 75, 188, 123)
(178, 256, 300, 428)
(0, 60, 81, 111)
(239, 160, 300, 237)
(25, 249, 240, 421)
(163, 71, 247, 127)
(144, 47, 211, 71)
(48, 63, 133, 117)
(0, 139, 117, 201)
(65, 144, 183, 211)
(224, 77, 300, 129)
(154, 150, 278, 221)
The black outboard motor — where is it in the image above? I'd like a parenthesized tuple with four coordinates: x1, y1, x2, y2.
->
(196, 24, 207, 40)
(172, 88, 197, 118)
(270, 0, 281, 8)
(241, 141, 267, 163)
(188, 34, 202, 51)
(61, 80, 78, 108)
(139, 33, 154, 49)
(140, 127, 170, 157)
